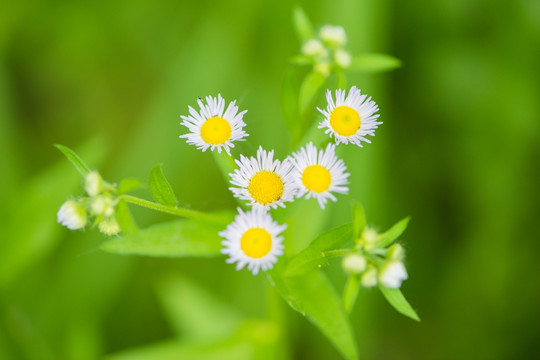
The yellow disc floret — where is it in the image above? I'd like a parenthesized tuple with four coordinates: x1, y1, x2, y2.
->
(200, 116, 232, 144)
(248, 171, 284, 205)
(329, 106, 361, 136)
(241, 227, 272, 258)
(302, 165, 331, 193)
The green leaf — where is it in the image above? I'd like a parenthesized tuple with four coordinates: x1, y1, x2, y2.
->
(157, 275, 242, 340)
(376, 217, 410, 248)
(115, 199, 138, 235)
(268, 268, 357, 360)
(292, 6, 314, 43)
(280, 68, 299, 136)
(379, 286, 420, 321)
(286, 224, 353, 276)
(117, 178, 144, 195)
(55, 144, 92, 177)
(299, 71, 327, 114)
(101, 217, 226, 258)
(148, 164, 177, 207)
(343, 275, 361, 314)
(351, 53, 402, 73)
(352, 202, 366, 239)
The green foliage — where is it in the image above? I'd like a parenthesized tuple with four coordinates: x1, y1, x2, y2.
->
(285, 224, 353, 276)
(117, 178, 144, 195)
(299, 71, 327, 114)
(351, 53, 402, 73)
(379, 286, 420, 322)
(342, 275, 361, 314)
(376, 217, 410, 248)
(268, 266, 357, 360)
(115, 199, 138, 235)
(292, 6, 314, 43)
(148, 164, 178, 207)
(54, 144, 92, 177)
(280, 68, 300, 137)
(352, 202, 366, 239)
(101, 218, 226, 258)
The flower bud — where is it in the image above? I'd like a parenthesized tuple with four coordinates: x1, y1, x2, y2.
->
(379, 260, 408, 288)
(57, 200, 87, 230)
(90, 196, 113, 216)
(314, 61, 331, 77)
(334, 49, 351, 68)
(360, 227, 378, 250)
(85, 171, 103, 196)
(302, 39, 327, 57)
(319, 25, 347, 46)
(342, 253, 367, 274)
(387, 243, 405, 261)
(361, 267, 378, 287)
(98, 218, 120, 236)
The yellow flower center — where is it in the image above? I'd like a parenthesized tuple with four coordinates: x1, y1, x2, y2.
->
(200, 116, 231, 145)
(241, 227, 272, 258)
(248, 171, 284, 205)
(329, 106, 361, 136)
(302, 165, 331, 193)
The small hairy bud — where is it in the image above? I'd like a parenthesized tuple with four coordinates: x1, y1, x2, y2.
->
(85, 171, 103, 196)
(361, 267, 378, 287)
(319, 25, 347, 46)
(342, 253, 367, 274)
(98, 218, 120, 236)
(57, 200, 87, 230)
(302, 39, 327, 57)
(334, 49, 351, 68)
(379, 260, 408, 288)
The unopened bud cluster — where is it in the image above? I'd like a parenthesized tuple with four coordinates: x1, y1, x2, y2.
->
(300, 25, 352, 76)
(57, 171, 120, 236)
(342, 228, 408, 289)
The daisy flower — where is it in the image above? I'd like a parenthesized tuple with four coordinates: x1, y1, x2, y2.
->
(289, 142, 349, 209)
(229, 146, 297, 209)
(317, 86, 381, 147)
(220, 207, 286, 275)
(180, 94, 248, 155)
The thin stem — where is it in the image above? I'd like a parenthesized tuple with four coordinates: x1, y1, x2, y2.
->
(321, 248, 352, 258)
(120, 194, 229, 225)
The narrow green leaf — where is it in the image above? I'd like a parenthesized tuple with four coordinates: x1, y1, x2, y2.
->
(101, 217, 227, 258)
(115, 199, 138, 235)
(286, 224, 353, 276)
(55, 144, 92, 177)
(351, 53, 402, 73)
(343, 275, 361, 314)
(212, 151, 236, 184)
(379, 286, 420, 321)
(376, 217, 410, 248)
(280, 68, 300, 136)
(299, 71, 327, 114)
(148, 164, 177, 207)
(292, 6, 314, 43)
(157, 275, 242, 340)
(268, 268, 357, 360)
(117, 178, 144, 195)
(352, 202, 366, 239)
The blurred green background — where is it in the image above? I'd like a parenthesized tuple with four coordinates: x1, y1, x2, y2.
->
(1, 0, 539, 359)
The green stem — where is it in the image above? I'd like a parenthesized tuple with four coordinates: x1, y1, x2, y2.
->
(120, 194, 229, 225)
(321, 248, 352, 258)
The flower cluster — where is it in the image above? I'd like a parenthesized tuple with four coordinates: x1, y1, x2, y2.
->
(57, 171, 120, 236)
(299, 25, 352, 76)
(342, 229, 408, 288)
(179, 86, 383, 276)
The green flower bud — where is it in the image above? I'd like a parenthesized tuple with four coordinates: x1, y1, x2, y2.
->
(387, 243, 405, 261)
(342, 253, 367, 274)
(90, 196, 113, 216)
(98, 218, 120, 236)
(57, 200, 87, 230)
(334, 49, 351, 68)
(302, 39, 327, 58)
(361, 266, 378, 287)
(85, 171, 103, 196)
(319, 25, 347, 46)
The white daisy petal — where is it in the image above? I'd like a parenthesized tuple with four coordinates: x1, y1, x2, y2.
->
(289, 142, 349, 209)
(317, 86, 381, 147)
(179, 94, 249, 155)
(229, 146, 298, 209)
(220, 207, 286, 275)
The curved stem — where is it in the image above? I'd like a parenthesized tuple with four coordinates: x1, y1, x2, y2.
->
(321, 248, 352, 258)
(120, 195, 229, 225)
